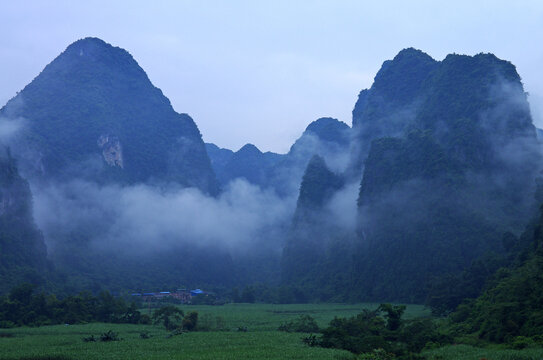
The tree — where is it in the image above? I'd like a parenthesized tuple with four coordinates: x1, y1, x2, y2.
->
(378, 304, 406, 331)
(182, 311, 198, 331)
(152, 305, 184, 331)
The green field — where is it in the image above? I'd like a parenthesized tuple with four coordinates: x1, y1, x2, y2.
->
(0, 303, 426, 360)
(3, 302, 543, 360)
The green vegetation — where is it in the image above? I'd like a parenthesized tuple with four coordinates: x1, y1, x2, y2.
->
(313, 304, 451, 358)
(446, 208, 543, 345)
(0, 284, 144, 328)
(2, 303, 419, 360)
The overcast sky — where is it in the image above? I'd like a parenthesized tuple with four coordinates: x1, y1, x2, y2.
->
(1, 1, 543, 153)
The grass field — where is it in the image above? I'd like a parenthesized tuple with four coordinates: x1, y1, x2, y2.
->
(3, 302, 543, 359)
(0, 303, 425, 360)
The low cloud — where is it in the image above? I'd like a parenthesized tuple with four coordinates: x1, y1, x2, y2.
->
(0, 116, 25, 143)
(33, 178, 296, 257)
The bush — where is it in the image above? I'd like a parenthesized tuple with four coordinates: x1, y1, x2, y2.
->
(182, 311, 198, 331)
(301, 333, 319, 347)
(100, 330, 120, 342)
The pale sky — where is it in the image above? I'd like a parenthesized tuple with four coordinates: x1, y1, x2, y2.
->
(1, 1, 543, 153)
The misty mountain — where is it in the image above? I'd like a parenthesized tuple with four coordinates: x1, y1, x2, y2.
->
(205, 143, 234, 176)
(206, 143, 283, 188)
(268, 117, 351, 196)
(349, 48, 439, 176)
(0, 37, 254, 293)
(353, 51, 542, 302)
(207, 117, 351, 197)
(281, 155, 353, 301)
(280, 49, 542, 303)
(0, 149, 48, 292)
(0, 37, 217, 194)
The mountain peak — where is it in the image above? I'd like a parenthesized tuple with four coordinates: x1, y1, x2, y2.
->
(237, 143, 262, 155)
(393, 47, 434, 62)
(302, 117, 350, 145)
(64, 37, 129, 59)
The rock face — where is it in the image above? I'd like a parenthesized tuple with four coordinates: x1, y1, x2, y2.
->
(0, 148, 48, 293)
(97, 134, 123, 168)
(0, 37, 217, 194)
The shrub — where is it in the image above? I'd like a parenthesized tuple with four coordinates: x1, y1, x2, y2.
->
(99, 330, 120, 342)
(181, 311, 198, 331)
(301, 333, 319, 347)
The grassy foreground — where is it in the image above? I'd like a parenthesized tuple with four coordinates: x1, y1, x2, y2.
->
(0, 303, 425, 360)
(5, 302, 543, 359)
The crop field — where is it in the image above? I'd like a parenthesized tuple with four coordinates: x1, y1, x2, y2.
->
(4, 302, 543, 360)
(0, 303, 426, 360)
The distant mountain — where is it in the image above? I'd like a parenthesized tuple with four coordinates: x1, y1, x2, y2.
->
(269, 117, 351, 196)
(0, 37, 217, 194)
(205, 143, 234, 178)
(207, 117, 351, 196)
(206, 143, 283, 188)
(0, 149, 48, 293)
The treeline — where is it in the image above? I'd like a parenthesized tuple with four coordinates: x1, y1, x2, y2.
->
(0, 283, 147, 328)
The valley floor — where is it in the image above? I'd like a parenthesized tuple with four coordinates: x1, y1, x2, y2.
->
(1, 303, 541, 359)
